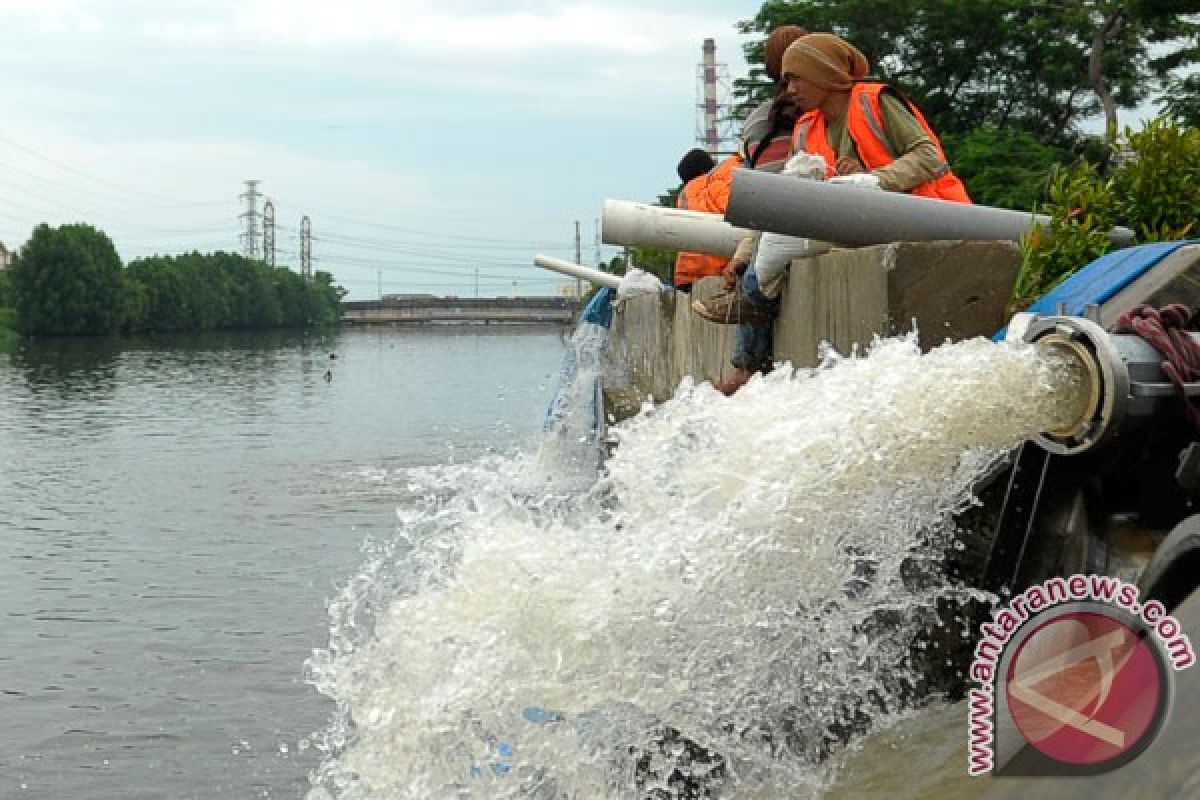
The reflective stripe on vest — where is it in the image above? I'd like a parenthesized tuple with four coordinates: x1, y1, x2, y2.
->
(791, 83, 971, 203)
(857, 91, 895, 158)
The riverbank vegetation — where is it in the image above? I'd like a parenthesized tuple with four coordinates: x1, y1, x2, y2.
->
(1014, 118, 1200, 308)
(0, 271, 15, 345)
(619, 0, 1198, 299)
(6, 223, 345, 337)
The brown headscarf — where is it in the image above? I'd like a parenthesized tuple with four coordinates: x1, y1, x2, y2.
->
(780, 33, 869, 90)
(763, 25, 809, 84)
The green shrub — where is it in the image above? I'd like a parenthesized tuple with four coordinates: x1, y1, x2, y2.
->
(1014, 117, 1199, 311)
(1112, 117, 1200, 242)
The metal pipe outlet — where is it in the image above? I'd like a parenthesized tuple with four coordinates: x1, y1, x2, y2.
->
(601, 199, 755, 257)
(724, 170, 1136, 247)
(1016, 314, 1200, 455)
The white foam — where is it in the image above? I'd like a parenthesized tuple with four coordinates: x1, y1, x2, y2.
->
(304, 333, 1081, 798)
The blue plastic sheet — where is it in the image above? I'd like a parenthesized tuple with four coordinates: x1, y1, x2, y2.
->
(582, 287, 615, 329)
(995, 240, 1199, 340)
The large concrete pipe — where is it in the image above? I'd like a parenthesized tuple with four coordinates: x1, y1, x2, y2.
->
(602, 199, 755, 257)
(724, 170, 1136, 247)
(532, 255, 623, 290)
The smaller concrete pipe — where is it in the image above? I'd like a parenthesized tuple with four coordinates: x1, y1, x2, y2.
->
(532, 255, 623, 290)
(602, 199, 755, 257)
(724, 170, 1136, 247)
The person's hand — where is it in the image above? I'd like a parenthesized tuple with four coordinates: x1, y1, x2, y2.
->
(721, 259, 745, 290)
(721, 260, 744, 290)
(723, 235, 756, 289)
(835, 155, 866, 175)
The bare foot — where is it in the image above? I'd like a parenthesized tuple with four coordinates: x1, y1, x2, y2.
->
(716, 367, 754, 396)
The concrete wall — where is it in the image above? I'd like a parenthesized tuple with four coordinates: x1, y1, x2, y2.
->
(605, 240, 1020, 411)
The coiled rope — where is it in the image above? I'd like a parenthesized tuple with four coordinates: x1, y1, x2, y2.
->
(1112, 303, 1200, 429)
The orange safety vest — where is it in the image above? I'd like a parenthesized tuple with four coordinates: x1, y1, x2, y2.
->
(791, 83, 971, 204)
(674, 155, 742, 288)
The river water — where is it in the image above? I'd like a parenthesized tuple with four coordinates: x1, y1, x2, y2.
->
(0, 326, 567, 799)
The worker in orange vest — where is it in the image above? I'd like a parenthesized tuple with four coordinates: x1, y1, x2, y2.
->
(784, 33, 970, 202)
(672, 149, 740, 292)
(692, 31, 971, 395)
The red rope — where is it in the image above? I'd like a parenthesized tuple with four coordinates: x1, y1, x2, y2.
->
(1112, 303, 1200, 430)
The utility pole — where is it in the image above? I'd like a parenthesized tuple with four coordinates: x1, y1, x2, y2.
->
(262, 200, 276, 267)
(300, 215, 312, 284)
(378, 269, 383, 300)
(475, 267, 479, 299)
(594, 218, 601, 270)
(239, 180, 262, 260)
(574, 220, 582, 299)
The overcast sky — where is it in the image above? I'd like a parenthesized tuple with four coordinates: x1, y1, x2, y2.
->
(0, 0, 767, 299)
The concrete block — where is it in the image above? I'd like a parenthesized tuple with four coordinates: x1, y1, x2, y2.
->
(603, 241, 1021, 418)
(775, 240, 1019, 367)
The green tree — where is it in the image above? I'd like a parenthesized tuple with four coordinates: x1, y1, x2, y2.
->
(735, 1, 1197, 148)
(1162, 72, 1200, 128)
(124, 250, 344, 333)
(11, 223, 126, 335)
(0, 269, 12, 308)
(940, 126, 1069, 210)
(310, 270, 348, 325)
(1015, 117, 1199, 308)
(0, 270, 14, 340)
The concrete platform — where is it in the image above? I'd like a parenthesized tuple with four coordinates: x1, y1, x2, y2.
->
(605, 240, 1021, 413)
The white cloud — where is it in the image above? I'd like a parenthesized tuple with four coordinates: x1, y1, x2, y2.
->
(0, 0, 762, 298)
(5, 0, 732, 56)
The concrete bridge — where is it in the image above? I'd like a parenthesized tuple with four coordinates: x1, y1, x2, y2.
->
(340, 296, 581, 325)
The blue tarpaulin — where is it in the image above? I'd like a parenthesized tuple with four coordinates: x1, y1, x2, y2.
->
(996, 240, 1199, 340)
(582, 287, 615, 329)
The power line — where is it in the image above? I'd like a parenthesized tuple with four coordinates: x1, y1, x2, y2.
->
(0, 134, 597, 296)
(0, 130, 229, 208)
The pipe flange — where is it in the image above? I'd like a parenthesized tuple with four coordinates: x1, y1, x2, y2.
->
(1021, 315, 1130, 456)
(1038, 332, 1102, 439)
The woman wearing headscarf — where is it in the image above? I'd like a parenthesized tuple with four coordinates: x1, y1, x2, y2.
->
(696, 32, 971, 394)
(781, 33, 970, 200)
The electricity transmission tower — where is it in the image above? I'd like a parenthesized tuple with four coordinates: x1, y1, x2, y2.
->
(300, 215, 313, 284)
(262, 200, 276, 267)
(239, 180, 263, 260)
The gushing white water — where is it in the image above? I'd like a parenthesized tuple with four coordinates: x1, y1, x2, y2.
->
(534, 322, 609, 485)
(303, 333, 1083, 799)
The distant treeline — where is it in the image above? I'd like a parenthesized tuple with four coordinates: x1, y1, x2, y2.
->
(6, 223, 345, 336)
